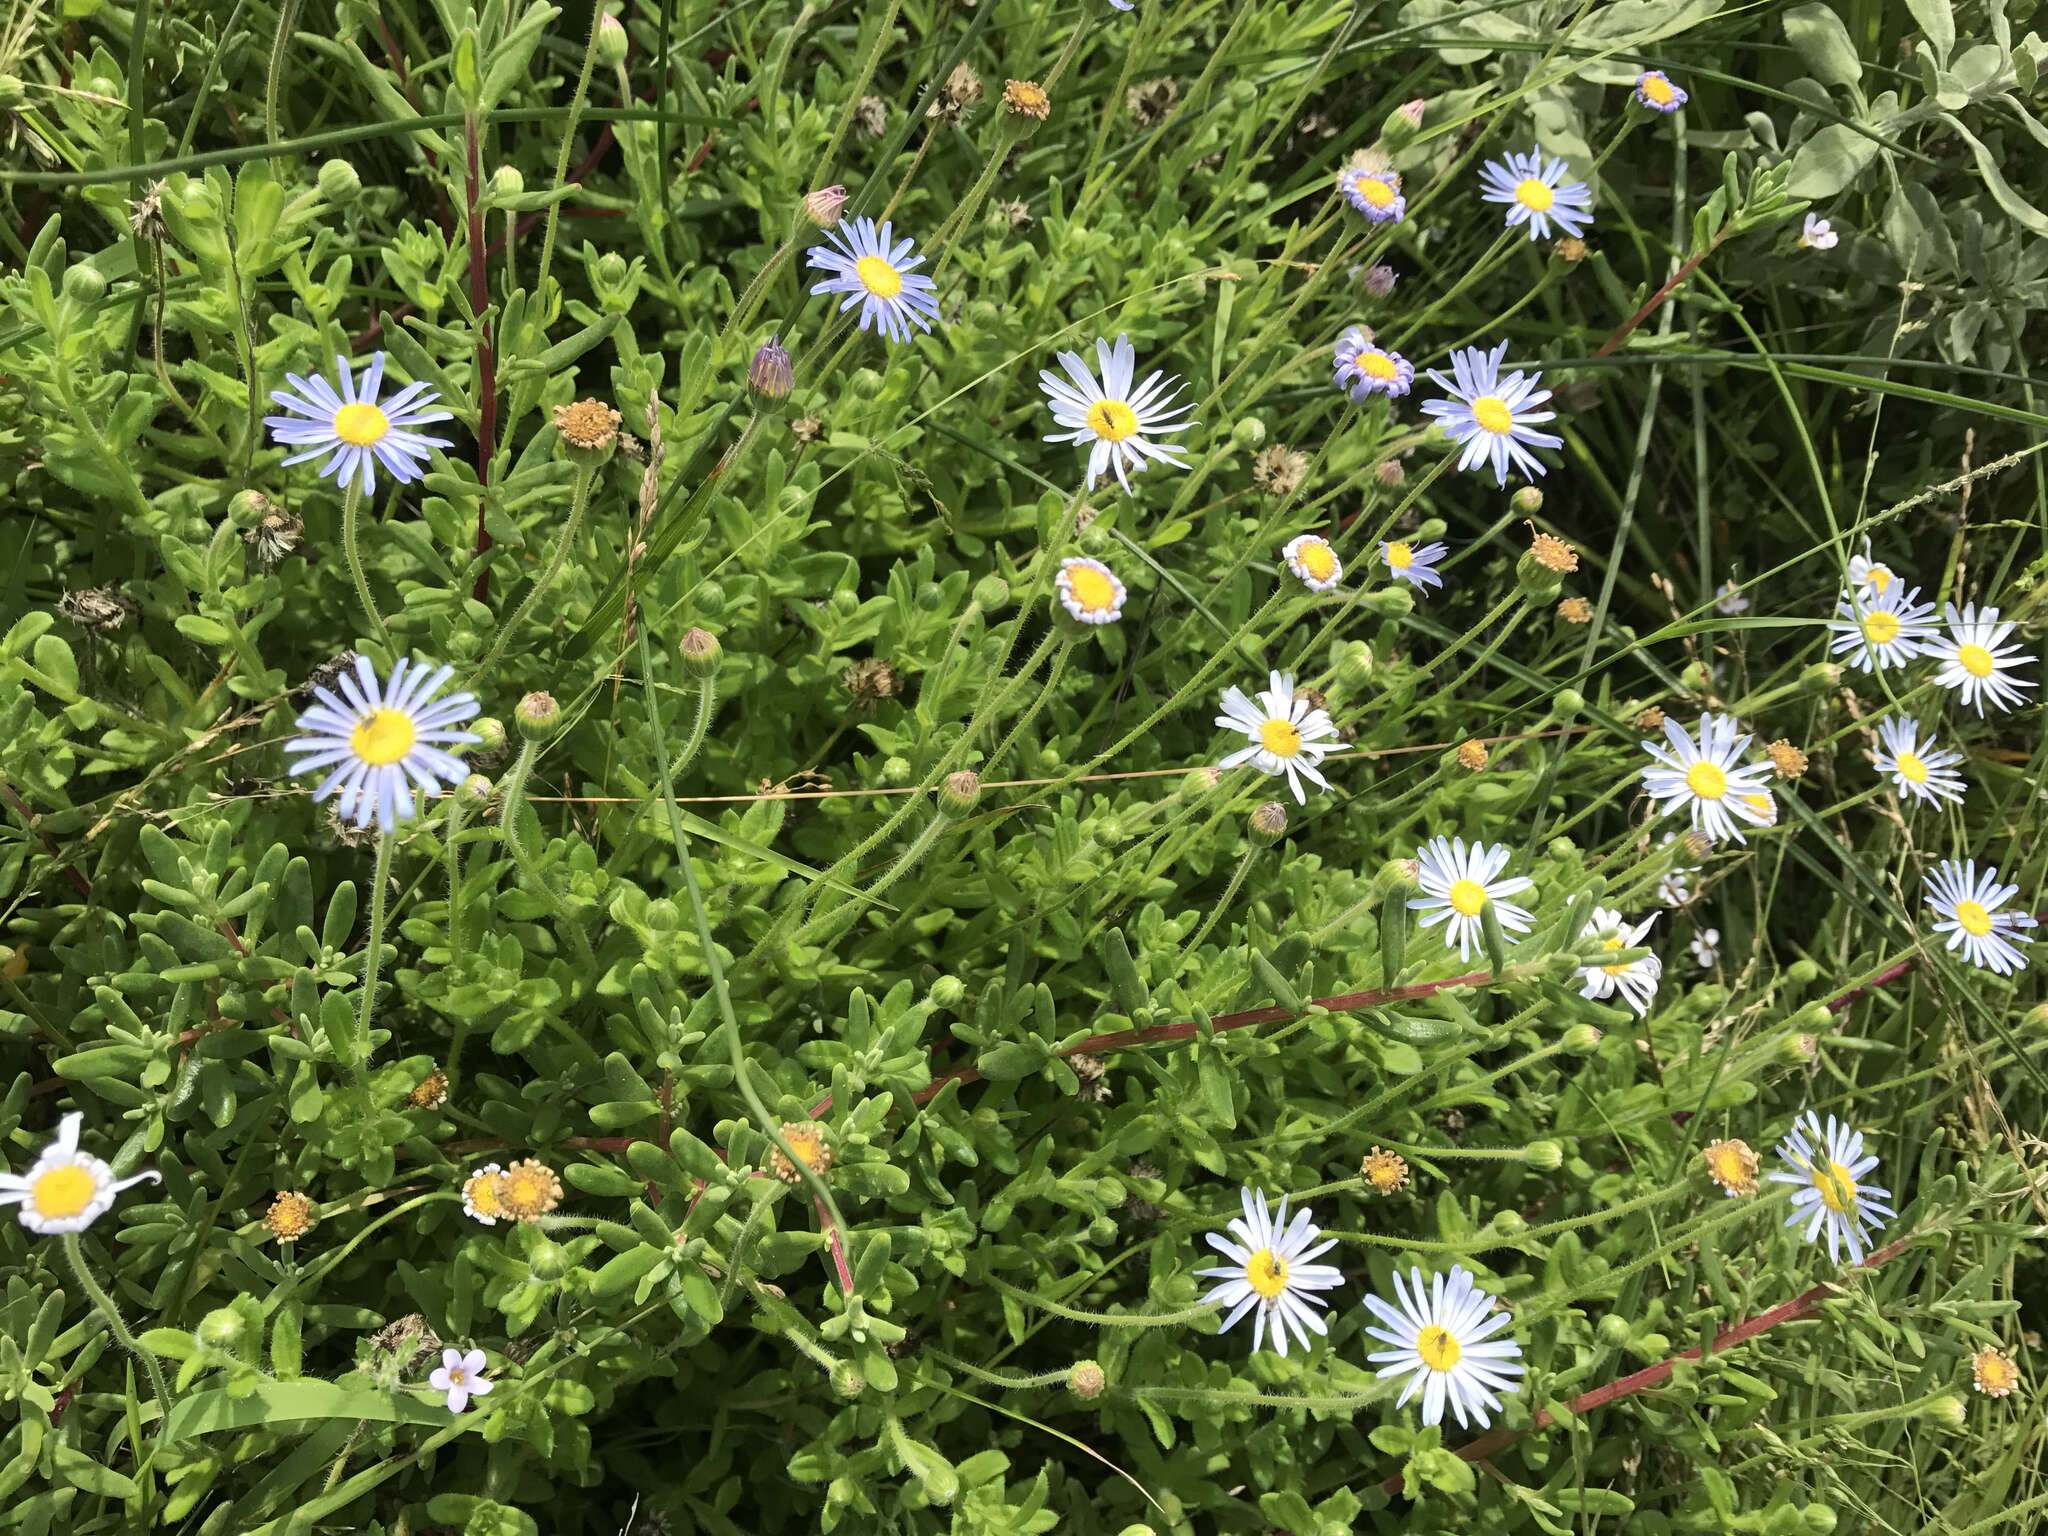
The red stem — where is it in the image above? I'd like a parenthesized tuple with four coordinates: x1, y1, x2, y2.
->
(817, 1196, 855, 1295)
(1590, 236, 1721, 361)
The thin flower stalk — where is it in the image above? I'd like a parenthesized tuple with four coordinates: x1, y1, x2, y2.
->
(466, 461, 597, 691)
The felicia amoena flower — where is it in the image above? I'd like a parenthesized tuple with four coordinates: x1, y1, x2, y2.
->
(1689, 927, 1720, 967)
(1382, 539, 1447, 593)
(1847, 540, 1897, 598)
(430, 1348, 494, 1413)
(1767, 1111, 1893, 1265)
(1715, 579, 1749, 616)
(1828, 582, 1937, 673)
(1640, 713, 1775, 844)
(1871, 717, 1965, 808)
(1578, 906, 1661, 1016)
(1056, 557, 1127, 624)
(1634, 70, 1687, 111)
(1338, 165, 1405, 223)
(805, 216, 942, 343)
(1799, 213, 1838, 250)
(266, 352, 452, 497)
(1478, 150, 1593, 241)
(1409, 836, 1535, 961)
(1925, 858, 2036, 976)
(1038, 333, 1194, 494)
(1932, 603, 2036, 715)
(1364, 1265, 1525, 1430)
(1333, 327, 1413, 402)
(1420, 342, 1561, 486)
(1214, 671, 1338, 803)
(462, 1164, 507, 1225)
(0, 1113, 159, 1235)
(284, 656, 480, 833)
(1282, 533, 1342, 593)
(1973, 1346, 2020, 1398)
(1703, 1138, 1759, 1197)
(1194, 1187, 1345, 1357)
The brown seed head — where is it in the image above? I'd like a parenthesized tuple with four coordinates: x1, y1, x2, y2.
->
(409, 1069, 449, 1109)
(1558, 596, 1592, 624)
(1456, 739, 1490, 771)
(854, 96, 887, 136)
(1002, 79, 1051, 120)
(1529, 529, 1579, 573)
(1556, 237, 1589, 262)
(1373, 459, 1406, 487)
(844, 657, 903, 701)
(1070, 1360, 1107, 1398)
(1002, 199, 1033, 232)
(790, 414, 825, 444)
(1251, 444, 1307, 497)
(1362, 1147, 1410, 1195)
(1636, 705, 1666, 732)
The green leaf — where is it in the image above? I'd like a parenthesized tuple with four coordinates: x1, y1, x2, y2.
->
(1901, 0, 1954, 67)
(163, 1379, 452, 1441)
(1786, 124, 1883, 199)
(1782, 3, 1863, 87)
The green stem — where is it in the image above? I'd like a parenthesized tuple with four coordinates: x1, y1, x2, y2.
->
(466, 462, 595, 691)
(496, 741, 599, 981)
(356, 832, 394, 1062)
(443, 795, 469, 968)
(984, 637, 1073, 774)
(533, 0, 606, 306)
(1179, 840, 1261, 959)
(339, 480, 389, 651)
(988, 1277, 1218, 1328)
(62, 1231, 174, 1429)
(665, 668, 718, 784)
(808, 0, 905, 191)
(796, 809, 950, 948)
(264, 0, 304, 145)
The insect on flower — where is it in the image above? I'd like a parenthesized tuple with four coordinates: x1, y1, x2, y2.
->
(1364, 1265, 1526, 1429)
(1194, 1187, 1345, 1357)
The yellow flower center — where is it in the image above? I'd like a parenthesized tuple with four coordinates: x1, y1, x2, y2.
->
(1707, 1145, 1753, 1193)
(1867, 566, 1893, 594)
(1297, 541, 1337, 581)
(1448, 879, 1488, 917)
(1641, 75, 1673, 104)
(1065, 565, 1118, 613)
(32, 1163, 97, 1220)
(1894, 750, 1929, 784)
(1417, 1324, 1463, 1370)
(1600, 934, 1630, 976)
(1976, 1350, 2018, 1393)
(464, 1172, 506, 1220)
(1385, 541, 1414, 570)
(350, 708, 418, 767)
(1513, 177, 1555, 212)
(854, 254, 902, 298)
(1259, 718, 1303, 758)
(1862, 609, 1900, 645)
(1359, 176, 1396, 209)
(1811, 1159, 1858, 1214)
(1957, 642, 1995, 678)
(331, 401, 390, 447)
(1685, 761, 1727, 800)
(1360, 351, 1398, 380)
(1471, 396, 1514, 434)
(1087, 399, 1138, 442)
(1245, 1247, 1289, 1299)
(1955, 899, 1994, 937)
(447, 1365, 468, 1386)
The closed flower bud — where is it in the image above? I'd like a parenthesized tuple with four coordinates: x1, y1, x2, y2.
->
(514, 691, 561, 741)
(196, 1309, 245, 1350)
(1562, 1024, 1604, 1056)
(1231, 417, 1267, 450)
(470, 717, 507, 752)
(1793, 1000, 1834, 1030)
(939, 770, 981, 817)
(749, 335, 794, 401)
(227, 488, 275, 530)
(802, 185, 849, 227)
(1786, 957, 1821, 985)
(1248, 801, 1288, 843)
(1512, 485, 1544, 513)
(595, 12, 629, 68)
(1373, 458, 1405, 487)
(1070, 1360, 1107, 1399)
(832, 1363, 868, 1399)
(0, 75, 25, 111)
(1377, 97, 1426, 150)
(1516, 552, 1564, 601)
(317, 158, 362, 203)
(1376, 857, 1421, 895)
(527, 1238, 573, 1282)
(1926, 1393, 1968, 1428)
(1802, 1506, 1838, 1536)
(928, 975, 966, 1009)
(973, 574, 1011, 611)
(62, 264, 107, 303)
(1801, 661, 1843, 693)
(1596, 1313, 1631, 1347)
(1180, 766, 1223, 800)
(679, 627, 722, 678)
(1552, 688, 1584, 719)
(850, 367, 886, 401)
(1336, 641, 1373, 690)
(493, 165, 525, 199)
(1366, 584, 1413, 618)
(1490, 1208, 1526, 1236)
(883, 755, 913, 785)
(1525, 1140, 1563, 1171)
(1780, 1030, 1820, 1064)
(455, 773, 494, 807)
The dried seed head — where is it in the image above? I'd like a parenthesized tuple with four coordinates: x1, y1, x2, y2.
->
(1358, 263, 1398, 296)
(790, 414, 825, 444)
(553, 397, 621, 460)
(1001, 199, 1033, 231)
(1251, 444, 1307, 497)
(1767, 739, 1809, 779)
(1002, 79, 1051, 121)
(264, 1190, 318, 1243)
(58, 585, 139, 632)
(1373, 459, 1405, 487)
(1702, 1138, 1760, 1197)
(245, 509, 306, 568)
(944, 62, 983, 105)
(843, 656, 903, 701)
(128, 180, 167, 241)
(1636, 705, 1666, 732)
(1555, 237, 1589, 263)
(939, 770, 982, 817)
(409, 1069, 450, 1109)
(514, 691, 561, 741)
(1529, 528, 1579, 572)
(1456, 739, 1490, 771)
(854, 96, 887, 136)
(1249, 801, 1289, 842)
(1361, 1147, 1410, 1195)
(1069, 1052, 1111, 1103)
(1558, 596, 1593, 624)
(801, 185, 848, 227)
(769, 1122, 832, 1185)
(1126, 77, 1177, 127)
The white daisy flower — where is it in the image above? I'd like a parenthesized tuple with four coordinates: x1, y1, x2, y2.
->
(804, 216, 942, 343)
(1214, 670, 1338, 803)
(1055, 557, 1127, 625)
(1038, 333, 1195, 495)
(1766, 1111, 1893, 1265)
(1925, 858, 2036, 976)
(1689, 927, 1720, 968)
(283, 655, 481, 833)
(1477, 149, 1594, 241)
(1871, 717, 1965, 807)
(461, 1163, 507, 1225)
(1282, 534, 1343, 593)
(1364, 1265, 1525, 1430)
(1333, 327, 1413, 401)
(1931, 603, 2036, 715)
(0, 1113, 159, 1235)
(1408, 835, 1535, 961)
(1194, 1187, 1346, 1357)
(429, 1347, 494, 1413)
(1846, 540, 1898, 598)
(1828, 582, 1937, 673)
(1639, 713, 1776, 844)
(1419, 342, 1562, 486)
(1799, 213, 1838, 250)
(1578, 906, 1661, 1016)
(1714, 579, 1749, 616)
(265, 352, 453, 497)
(1382, 539, 1447, 593)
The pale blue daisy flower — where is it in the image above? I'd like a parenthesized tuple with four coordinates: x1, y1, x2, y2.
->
(1827, 582, 1937, 673)
(1382, 539, 1446, 592)
(805, 216, 942, 344)
(284, 656, 481, 832)
(1635, 71, 1687, 112)
(265, 352, 453, 497)
(1766, 1112, 1894, 1266)
(1478, 150, 1593, 241)
(1871, 717, 1966, 808)
(1338, 166, 1405, 224)
(1334, 327, 1412, 402)
(1419, 342, 1561, 485)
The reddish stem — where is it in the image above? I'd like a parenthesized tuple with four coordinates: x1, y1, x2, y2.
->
(464, 113, 497, 602)
(817, 1196, 855, 1295)
(1590, 236, 1722, 361)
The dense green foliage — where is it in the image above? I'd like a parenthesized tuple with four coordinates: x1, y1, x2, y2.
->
(4, 0, 2048, 1531)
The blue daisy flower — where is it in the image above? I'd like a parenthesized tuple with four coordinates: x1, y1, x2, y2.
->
(1333, 327, 1413, 402)
(1382, 540, 1447, 593)
(1338, 166, 1405, 224)
(1634, 71, 1687, 112)
(805, 216, 942, 344)
(284, 655, 481, 832)
(1477, 150, 1594, 241)
(265, 352, 453, 497)
(1419, 342, 1562, 485)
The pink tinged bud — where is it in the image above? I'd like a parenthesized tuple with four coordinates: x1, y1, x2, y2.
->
(802, 186, 848, 227)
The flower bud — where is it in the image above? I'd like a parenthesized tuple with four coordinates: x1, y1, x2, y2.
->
(802, 185, 849, 227)
(514, 691, 561, 741)
(882, 755, 913, 785)
(1489, 1208, 1526, 1237)
(679, 627, 721, 679)
(527, 1238, 573, 1282)
(850, 367, 886, 401)
(1926, 1393, 1968, 1428)
(595, 12, 629, 68)
(597, 250, 630, 287)
(1525, 1140, 1563, 1171)
(1547, 837, 1578, 863)
(1375, 857, 1421, 896)
(749, 335, 794, 401)
(1069, 1360, 1107, 1399)
(1336, 642, 1374, 691)
(493, 165, 525, 200)
(1551, 688, 1584, 720)
(643, 897, 681, 932)
(1366, 584, 1413, 618)
(973, 574, 1011, 611)
(227, 488, 276, 530)
(317, 158, 362, 204)
(470, 717, 507, 752)
(832, 1363, 868, 1399)
(1180, 766, 1223, 800)
(1596, 1313, 1631, 1347)
(939, 770, 981, 817)
(1680, 658, 1714, 695)
(1248, 801, 1288, 843)
(1786, 957, 1820, 985)
(1512, 485, 1544, 513)
(1793, 1000, 1834, 1030)
(195, 1309, 245, 1350)
(1231, 417, 1267, 450)
(693, 579, 726, 617)
(1802, 1506, 1839, 1536)
(928, 975, 966, 1009)
(1562, 1024, 1604, 1056)
(455, 773, 494, 808)
(1779, 1030, 1820, 1065)
(1359, 263, 1398, 297)
(61, 264, 106, 303)
(1801, 661, 1843, 694)
(1373, 459, 1405, 487)
(1516, 554, 1564, 602)
(0, 75, 25, 112)
(1377, 98, 1426, 152)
